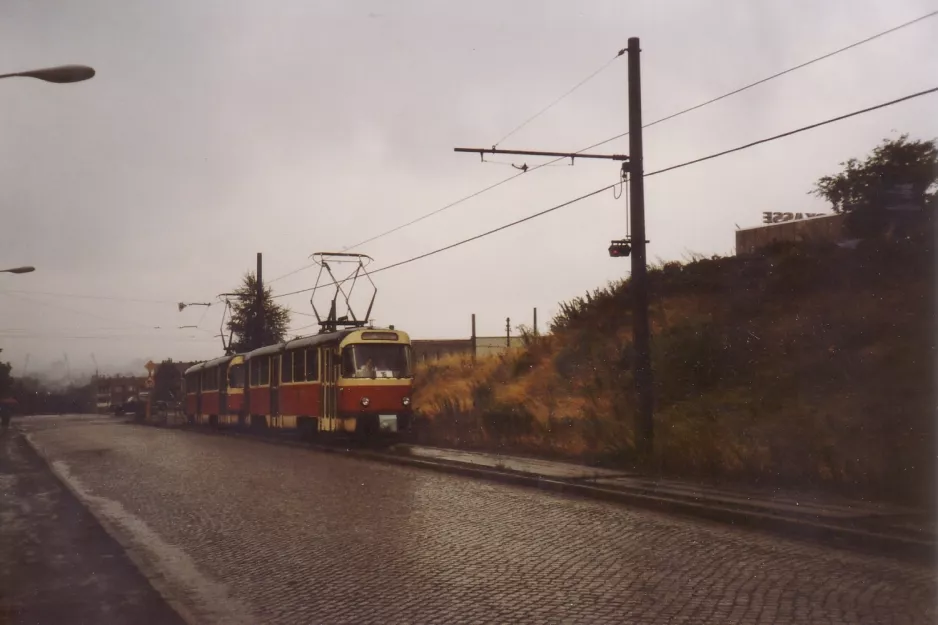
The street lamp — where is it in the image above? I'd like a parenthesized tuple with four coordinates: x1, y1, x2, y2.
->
(0, 65, 95, 84)
(0, 266, 35, 274)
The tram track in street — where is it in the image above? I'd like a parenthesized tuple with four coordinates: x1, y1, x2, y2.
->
(132, 415, 935, 564)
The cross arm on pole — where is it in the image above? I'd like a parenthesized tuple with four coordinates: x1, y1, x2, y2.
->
(454, 147, 629, 161)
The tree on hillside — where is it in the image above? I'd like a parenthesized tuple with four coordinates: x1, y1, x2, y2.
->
(225, 272, 291, 353)
(812, 135, 936, 238)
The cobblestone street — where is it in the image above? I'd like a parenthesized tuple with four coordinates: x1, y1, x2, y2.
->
(20, 415, 936, 624)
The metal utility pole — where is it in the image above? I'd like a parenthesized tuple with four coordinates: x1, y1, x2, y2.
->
(505, 317, 511, 348)
(628, 37, 653, 454)
(255, 252, 265, 350)
(454, 37, 655, 454)
(471, 314, 477, 364)
(533, 307, 538, 337)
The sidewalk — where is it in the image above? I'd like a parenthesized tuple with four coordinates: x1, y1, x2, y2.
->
(393, 445, 936, 561)
(0, 428, 185, 625)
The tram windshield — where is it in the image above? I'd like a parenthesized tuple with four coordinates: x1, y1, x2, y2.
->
(342, 344, 413, 379)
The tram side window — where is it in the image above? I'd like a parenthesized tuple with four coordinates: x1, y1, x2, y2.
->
(202, 368, 216, 391)
(292, 349, 304, 382)
(305, 347, 318, 381)
(282, 352, 294, 383)
(250, 359, 259, 387)
(259, 356, 270, 386)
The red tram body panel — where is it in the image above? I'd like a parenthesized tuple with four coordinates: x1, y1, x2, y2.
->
(200, 392, 220, 417)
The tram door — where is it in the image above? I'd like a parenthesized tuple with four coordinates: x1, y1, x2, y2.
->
(270, 355, 280, 425)
(195, 382, 202, 422)
(321, 348, 338, 428)
(219, 363, 229, 418)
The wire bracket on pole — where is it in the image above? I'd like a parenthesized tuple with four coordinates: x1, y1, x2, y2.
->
(455, 147, 629, 161)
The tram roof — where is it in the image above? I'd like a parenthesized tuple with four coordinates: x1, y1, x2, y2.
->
(183, 354, 235, 376)
(190, 327, 405, 369)
(244, 329, 356, 360)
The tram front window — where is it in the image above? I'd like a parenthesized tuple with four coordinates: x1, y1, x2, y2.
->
(342, 345, 413, 379)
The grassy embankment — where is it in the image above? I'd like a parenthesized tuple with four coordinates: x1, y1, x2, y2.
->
(411, 238, 935, 506)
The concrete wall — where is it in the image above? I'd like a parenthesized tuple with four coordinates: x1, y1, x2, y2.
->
(736, 214, 845, 255)
(411, 339, 474, 363)
(412, 336, 527, 362)
(475, 336, 525, 358)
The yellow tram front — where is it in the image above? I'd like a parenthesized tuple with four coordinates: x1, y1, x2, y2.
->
(334, 329, 414, 435)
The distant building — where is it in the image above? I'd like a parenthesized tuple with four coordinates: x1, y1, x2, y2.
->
(93, 375, 148, 413)
(92, 359, 200, 413)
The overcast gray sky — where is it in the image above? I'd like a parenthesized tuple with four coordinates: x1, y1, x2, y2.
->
(1, 0, 936, 377)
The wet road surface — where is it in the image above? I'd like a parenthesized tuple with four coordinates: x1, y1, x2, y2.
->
(19, 415, 936, 624)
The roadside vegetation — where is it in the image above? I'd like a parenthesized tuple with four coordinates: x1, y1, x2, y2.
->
(411, 136, 936, 507)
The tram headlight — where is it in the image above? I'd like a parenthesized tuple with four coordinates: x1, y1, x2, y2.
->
(360, 397, 370, 407)
(402, 396, 411, 407)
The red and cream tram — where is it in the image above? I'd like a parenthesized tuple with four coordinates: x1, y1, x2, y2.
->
(183, 327, 413, 438)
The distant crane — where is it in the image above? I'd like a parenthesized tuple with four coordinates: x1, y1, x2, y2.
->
(90, 353, 99, 377)
(22, 353, 30, 376)
(63, 352, 71, 383)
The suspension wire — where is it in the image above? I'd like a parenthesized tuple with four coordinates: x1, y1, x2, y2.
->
(327, 9, 938, 258)
(195, 303, 211, 328)
(493, 49, 626, 148)
(269, 263, 316, 284)
(643, 86, 938, 178)
(0, 288, 176, 304)
(581, 8, 938, 153)
(273, 83, 938, 300)
(273, 182, 618, 300)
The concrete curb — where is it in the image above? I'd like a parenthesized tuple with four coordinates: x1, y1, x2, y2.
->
(371, 451, 935, 562)
(18, 428, 200, 625)
(138, 420, 935, 564)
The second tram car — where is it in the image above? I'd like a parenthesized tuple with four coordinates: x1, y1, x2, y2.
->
(183, 327, 413, 438)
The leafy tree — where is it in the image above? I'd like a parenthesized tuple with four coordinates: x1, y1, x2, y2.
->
(226, 272, 291, 353)
(812, 135, 936, 238)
